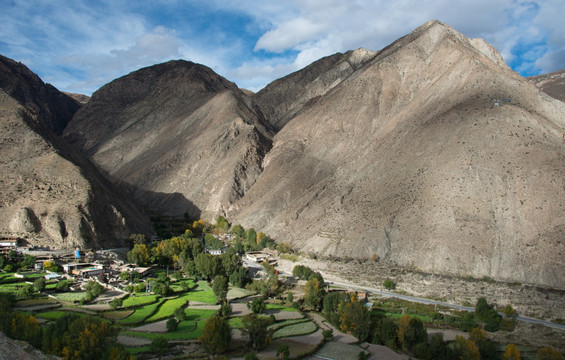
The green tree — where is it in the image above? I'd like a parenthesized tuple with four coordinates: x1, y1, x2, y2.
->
(241, 314, 274, 350)
(21, 254, 36, 269)
(213, 275, 229, 303)
(55, 279, 72, 291)
(246, 228, 257, 247)
(127, 244, 150, 266)
(248, 297, 266, 314)
(150, 337, 169, 355)
(109, 298, 123, 310)
(174, 306, 186, 321)
(383, 278, 396, 290)
(195, 253, 220, 281)
(34, 277, 46, 292)
(199, 315, 231, 354)
(166, 317, 178, 332)
(18, 283, 34, 299)
(231, 224, 245, 238)
(229, 266, 251, 288)
(339, 298, 371, 341)
(128, 233, 147, 247)
(322, 329, 334, 341)
(216, 216, 230, 231)
(303, 277, 325, 311)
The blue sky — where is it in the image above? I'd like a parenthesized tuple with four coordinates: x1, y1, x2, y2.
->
(1, 0, 563, 95)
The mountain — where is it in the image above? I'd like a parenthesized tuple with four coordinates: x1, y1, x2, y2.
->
(0, 55, 150, 249)
(229, 20, 565, 289)
(36, 20, 565, 288)
(64, 60, 272, 218)
(254, 48, 376, 131)
(529, 69, 565, 102)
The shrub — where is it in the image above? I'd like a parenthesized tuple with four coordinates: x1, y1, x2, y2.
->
(150, 337, 169, 354)
(166, 317, 178, 332)
(383, 278, 396, 290)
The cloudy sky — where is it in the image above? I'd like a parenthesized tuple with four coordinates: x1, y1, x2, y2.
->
(1, 0, 563, 95)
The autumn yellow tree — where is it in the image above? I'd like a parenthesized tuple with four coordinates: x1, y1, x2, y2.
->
(303, 277, 324, 311)
(537, 347, 564, 360)
(503, 344, 521, 360)
(453, 335, 480, 360)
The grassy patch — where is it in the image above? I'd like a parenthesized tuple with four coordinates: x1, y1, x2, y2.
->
(122, 294, 160, 308)
(170, 278, 195, 292)
(146, 297, 188, 322)
(269, 318, 309, 331)
(280, 253, 300, 262)
(101, 310, 135, 320)
(227, 286, 254, 300)
(181, 281, 216, 304)
(118, 298, 165, 325)
(228, 317, 244, 329)
(273, 321, 317, 338)
(53, 292, 86, 302)
(266, 303, 299, 312)
(123, 319, 208, 340)
(36, 311, 68, 321)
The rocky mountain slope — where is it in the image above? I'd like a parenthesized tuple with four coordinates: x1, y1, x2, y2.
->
(0, 56, 150, 249)
(17, 20, 565, 289)
(64, 61, 272, 218)
(230, 20, 565, 289)
(529, 69, 565, 102)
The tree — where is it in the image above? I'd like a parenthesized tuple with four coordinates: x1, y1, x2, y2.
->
(199, 315, 231, 354)
(322, 329, 334, 341)
(303, 277, 325, 311)
(18, 283, 34, 299)
(151, 282, 171, 296)
(246, 228, 257, 247)
(503, 304, 516, 317)
(128, 233, 147, 247)
(55, 279, 72, 291)
(453, 335, 481, 360)
(475, 297, 500, 332)
(21, 254, 36, 269)
(166, 317, 178, 332)
(174, 306, 186, 321)
(537, 347, 564, 360)
(212, 275, 229, 303)
(150, 337, 169, 355)
(195, 253, 220, 281)
(216, 216, 230, 231)
(339, 298, 372, 341)
(241, 314, 274, 350)
(229, 266, 251, 288)
(503, 344, 521, 360)
(127, 244, 150, 266)
(43, 260, 60, 272)
(231, 224, 245, 238)
(248, 297, 266, 314)
(383, 278, 396, 290)
(110, 298, 123, 310)
(34, 277, 46, 292)
(276, 344, 290, 360)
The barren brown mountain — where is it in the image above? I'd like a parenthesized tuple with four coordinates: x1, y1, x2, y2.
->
(0, 56, 150, 249)
(64, 61, 273, 218)
(230, 20, 565, 289)
(529, 69, 565, 102)
(19, 20, 565, 289)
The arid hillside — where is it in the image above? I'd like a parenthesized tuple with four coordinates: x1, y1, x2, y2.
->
(0, 56, 150, 249)
(230, 20, 565, 289)
(529, 69, 565, 102)
(64, 61, 273, 218)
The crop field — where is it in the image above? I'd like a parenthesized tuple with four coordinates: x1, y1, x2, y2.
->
(227, 286, 254, 300)
(123, 319, 208, 340)
(15, 298, 58, 307)
(36, 310, 68, 321)
(272, 321, 317, 339)
(266, 303, 299, 312)
(118, 298, 165, 325)
(181, 281, 216, 303)
(169, 278, 195, 292)
(122, 294, 160, 308)
(101, 310, 135, 320)
(52, 291, 86, 302)
(145, 297, 188, 322)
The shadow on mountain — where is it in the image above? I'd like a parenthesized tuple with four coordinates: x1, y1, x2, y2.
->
(129, 189, 202, 220)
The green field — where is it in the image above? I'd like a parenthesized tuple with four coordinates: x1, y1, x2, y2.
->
(227, 286, 254, 300)
(101, 310, 135, 320)
(123, 319, 208, 340)
(181, 281, 216, 304)
(36, 310, 68, 321)
(273, 321, 317, 339)
(118, 298, 165, 325)
(266, 303, 300, 312)
(145, 297, 188, 322)
(122, 294, 160, 308)
(52, 292, 86, 302)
